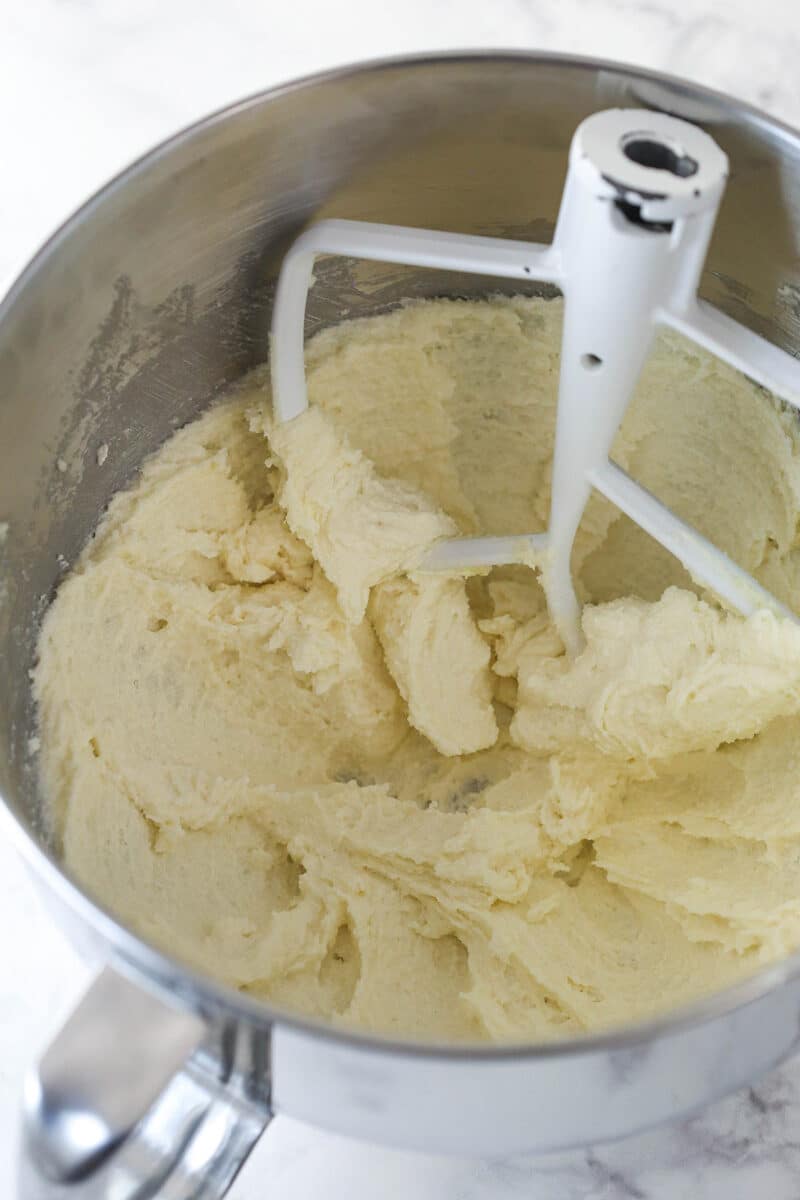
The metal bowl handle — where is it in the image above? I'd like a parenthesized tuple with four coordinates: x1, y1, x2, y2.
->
(17, 968, 272, 1198)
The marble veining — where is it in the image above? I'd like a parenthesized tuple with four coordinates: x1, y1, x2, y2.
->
(3, 0, 800, 1196)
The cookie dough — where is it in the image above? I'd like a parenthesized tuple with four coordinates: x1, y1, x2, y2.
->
(34, 297, 800, 1042)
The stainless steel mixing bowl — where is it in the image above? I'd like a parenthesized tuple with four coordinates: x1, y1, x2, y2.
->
(4, 52, 800, 1199)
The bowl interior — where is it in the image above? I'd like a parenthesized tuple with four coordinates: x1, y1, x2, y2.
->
(2, 52, 800, 1028)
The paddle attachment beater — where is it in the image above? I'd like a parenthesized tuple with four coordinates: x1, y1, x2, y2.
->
(271, 109, 800, 654)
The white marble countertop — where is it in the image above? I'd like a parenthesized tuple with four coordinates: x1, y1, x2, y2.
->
(3, 0, 800, 1195)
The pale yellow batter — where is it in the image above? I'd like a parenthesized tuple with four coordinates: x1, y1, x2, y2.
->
(34, 297, 800, 1042)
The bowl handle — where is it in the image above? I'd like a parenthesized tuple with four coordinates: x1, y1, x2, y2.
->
(17, 967, 272, 1198)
